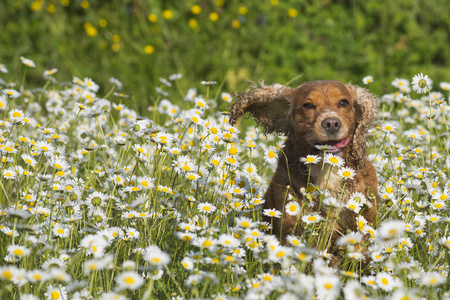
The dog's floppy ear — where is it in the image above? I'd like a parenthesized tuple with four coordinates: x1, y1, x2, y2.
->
(347, 84, 379, 167)
(229, 81, 293, 135)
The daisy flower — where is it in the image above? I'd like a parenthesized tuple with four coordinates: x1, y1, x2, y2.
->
(362, 76, 373, 84)
(390, 289, 420, 300)
(377, 220, 405, 242)
(336, 232, 363, 246)
(439, 81, 450, 91)
(193, 237, 216, 249)
(224, 155, 238, 166)
(198, 202, 217, 213)
(404, 129, 421, 140)
(27, 270, 50, 282)
(263, 208, 282, 218)
(302, 213, 323, 224)
(264, 146, 278, 165)
(3, 169, 17, 180)
(371, 251, 385, 262)
(218, 234, 240, 248)
(9, 109, 25, 122)
(268, 245, 292, 262)
(154, 131, 173, 145)
(242, 162, 258, 176)
(234, 217, 257, 230)
(375, 272, 396, 291)
(411, 73, 432, 94)
(432, 188, 450, 201)
(116, 272, 144, 291)
(381, 122, 396, 133)
(426, 214, 440, 223)
(44, 285, 68, 300)
(20, 56, 36, 68)
(430, 200, 446, 210)
(338, 166, 356, 180)
(53, 224, 70, 238)
(285, 201, 300, 216)
(314, 144, 334, 152)
(324, 153, 344, 167)
(7, 245, 31, 257)
(35, 140, 55, 154)
(143, 245, 171, 267)
(391, 78, 409, 89)
(221, 92, 233, 103)
(19, 295, 39, 300)
(345, 199, 363, 213)
(435, 234, 450, 248)
(3, 89, 20, 98)
(181, 257, 194, 270)
(201, 80, 217, 85)
(43, 68, 58, 78)
(343, 281, 368, 300)
(315, 275, 340, 300)
(80, 234, 109, 258)
(300, 154, 321, 164)
(98, 293, 127, 300)
(420, 272, 444, 287)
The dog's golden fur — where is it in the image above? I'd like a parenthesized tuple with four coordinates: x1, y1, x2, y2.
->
(230, 80, 379, 265)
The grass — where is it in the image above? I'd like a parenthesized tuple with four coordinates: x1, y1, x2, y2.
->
(0, 58, 448, 299)
(1, 0, 450, 112)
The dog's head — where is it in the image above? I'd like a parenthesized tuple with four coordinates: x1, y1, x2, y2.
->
(229, 80, 378, 164)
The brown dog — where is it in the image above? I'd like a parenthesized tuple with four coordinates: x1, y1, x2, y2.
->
(229, 80, 379, 265)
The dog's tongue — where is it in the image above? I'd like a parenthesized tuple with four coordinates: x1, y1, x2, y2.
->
(330, 138, 350, 151)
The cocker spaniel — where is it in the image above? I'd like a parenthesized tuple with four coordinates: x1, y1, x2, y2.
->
(229, 80, 379, 266)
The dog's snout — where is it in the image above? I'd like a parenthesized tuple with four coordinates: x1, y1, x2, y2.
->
(321, 118, 342, 134)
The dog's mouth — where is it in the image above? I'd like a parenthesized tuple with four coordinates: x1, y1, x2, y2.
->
(314, 137, 350, 154)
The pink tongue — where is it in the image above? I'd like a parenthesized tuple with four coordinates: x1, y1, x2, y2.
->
(331, 138, 350, 151)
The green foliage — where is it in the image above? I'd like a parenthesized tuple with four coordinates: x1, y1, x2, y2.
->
(1, 0, 450, 112)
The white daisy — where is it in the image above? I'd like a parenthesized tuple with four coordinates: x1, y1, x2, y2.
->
(411, 73, 432, 94)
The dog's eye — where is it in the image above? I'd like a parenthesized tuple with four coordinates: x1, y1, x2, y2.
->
(339, 99, 349, 107)
(303, 103, 315, 109)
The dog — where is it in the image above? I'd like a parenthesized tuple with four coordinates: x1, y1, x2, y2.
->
(229, 80, 379, 265)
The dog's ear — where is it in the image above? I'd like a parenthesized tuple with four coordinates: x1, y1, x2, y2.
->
(347, 84, 379, 167)
(229, 81, 294, 135)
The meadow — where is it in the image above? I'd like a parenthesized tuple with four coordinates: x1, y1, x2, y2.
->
(0, 57, 449, 299)
(1, 0, 450, 299)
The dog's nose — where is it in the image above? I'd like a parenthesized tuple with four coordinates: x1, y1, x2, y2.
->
(321, 118, 342, 134)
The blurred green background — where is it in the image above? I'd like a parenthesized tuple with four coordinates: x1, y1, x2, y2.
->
(1, 0, 449, 111)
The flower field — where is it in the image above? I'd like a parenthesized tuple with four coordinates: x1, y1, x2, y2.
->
(0, 58, 449, 300)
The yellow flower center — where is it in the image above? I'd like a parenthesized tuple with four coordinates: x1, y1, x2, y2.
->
(276, 251, 285, 258)
(241, 221, 250, 227)
(124, 277, 135, 284)
(229, 147, 238, 155)
(51, 291, 60, 299)
(13, 249, 24, 255)
(307, 215, 317, 222)
(329, 157, 339, 164)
